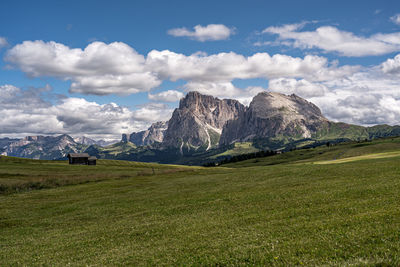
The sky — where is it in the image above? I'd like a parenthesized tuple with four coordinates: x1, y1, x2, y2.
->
(1, 0, 400, 140)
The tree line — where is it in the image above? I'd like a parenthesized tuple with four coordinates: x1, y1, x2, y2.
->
(203, 150, 277, 167)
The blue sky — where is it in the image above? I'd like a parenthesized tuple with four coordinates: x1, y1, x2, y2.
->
(1, 0, 400, 140)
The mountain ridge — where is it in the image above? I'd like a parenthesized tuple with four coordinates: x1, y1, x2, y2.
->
(2, 91, 400, 163)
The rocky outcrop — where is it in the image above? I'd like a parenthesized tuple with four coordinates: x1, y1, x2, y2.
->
(163, 91, 245, 151)
(219, 92, 329, 145)
(123, 121, 168, 146)
(74, 136, 98, 146)
(5, 134, 82, 159)
(74, 136, 117, 147)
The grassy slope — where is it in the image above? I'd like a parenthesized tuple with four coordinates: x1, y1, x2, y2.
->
(224, 136, 400, 168)
(210, 142, 260, 159)
(1, 139, 400, 265)
(0, 156, 195, 194)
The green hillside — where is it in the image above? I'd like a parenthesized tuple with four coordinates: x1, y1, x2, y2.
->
(224, 136, 400, 168)
(0, 156, 195, 194)
(1, 138, 400, 265)
(210, 142, 260, 159)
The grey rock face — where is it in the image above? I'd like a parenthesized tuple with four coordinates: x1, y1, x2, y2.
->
(4, 134, 82, 159)
(74, 136, 117, 147)
(95, 139, 119, 147)
(74, 136, 98, 146)
(124, 121, 168, 146)
(163, 91, 245, 151)
(219, 92, 328, 145)
(0, 138, 20, 149)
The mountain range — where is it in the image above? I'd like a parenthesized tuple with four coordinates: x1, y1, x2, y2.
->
(2, 91, 400, 164)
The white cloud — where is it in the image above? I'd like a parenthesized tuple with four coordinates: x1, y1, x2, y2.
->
(268, 78, 328, 97)
(146, 49, 357, 83)
(0, 84, 173, 139)
(69, 72, 160, 95)
(132, 103, 173, 122)
(307, 68, 400, 126)
(5, 41, 161, 95)
(167, 24, 234, 41)
(312, 92, 400, 126)
(148, 90, 184, 102)
(263, 23, 400, 57)
(391, 14, 400, 25)
(262, 21, 308, 35)
(0, 37, 8, 48)
(381, 54, 400, 74)
(6, 39, 400, 128)
(184, 81, 265, 106)
(5, 39, 358, 99)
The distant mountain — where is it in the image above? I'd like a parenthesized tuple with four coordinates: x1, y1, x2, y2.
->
(73, 136, 98, 146)
(0, 137, 20, 149)
(219, 92, 400, 150)
(2, 91, 400, 163)
(220, 92, 329, 147)
(122, 121, 168, 146)
(95, 139, 119, 147)
(74, 136, 118, 147)
(3, 134, 85, 160)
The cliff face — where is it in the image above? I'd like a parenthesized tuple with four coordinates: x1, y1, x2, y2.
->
(4, 134, 82, 159)
(219, 92, 329, 145)
(162, 91, 245, 151)
(122, 121, 168, 146)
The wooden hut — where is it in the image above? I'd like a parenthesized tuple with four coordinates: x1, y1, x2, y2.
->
(67, 153, 90, 165)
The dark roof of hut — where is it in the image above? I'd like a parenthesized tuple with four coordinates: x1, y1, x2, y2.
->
(68, 153, 90, 158)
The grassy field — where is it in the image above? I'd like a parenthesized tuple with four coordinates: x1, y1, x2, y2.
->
(0, 156, 195, 194)
(1, 138, 400, 265)
(210, 142, 260, 159)
(224, 136, 400, 168)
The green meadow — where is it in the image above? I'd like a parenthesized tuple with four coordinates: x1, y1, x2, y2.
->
(1, 138, 400, 265)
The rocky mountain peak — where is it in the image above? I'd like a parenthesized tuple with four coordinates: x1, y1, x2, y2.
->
(4, 134, 80, 159)
(74, 136, 97, 146)
(163, 92, 245, 152)
(219, 91, 329, 146)
(249, 92, 326, 121)
(122, 121, 168, 146)
(179, 91, 218, 109)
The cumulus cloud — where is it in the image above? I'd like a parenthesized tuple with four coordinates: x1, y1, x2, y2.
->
(391, 14, 400, 25)
(146, 49, 357, 83)
(307, 68, 400, 126)
(167, 24, 234, 41)
(5, 41, 161, 95)
(148, 90, 184, 102)
(0, 37, 8, 48)
(5, 39, 400, 128)
(381, 54, 400, 74)
(0, 84, 173, 139)
(5, 39, 358, 99)
(132, 103, 173, 122)
(262, 23, 400, 57)
(313, 92, 400, 126)
(268, 78, 328, 97)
